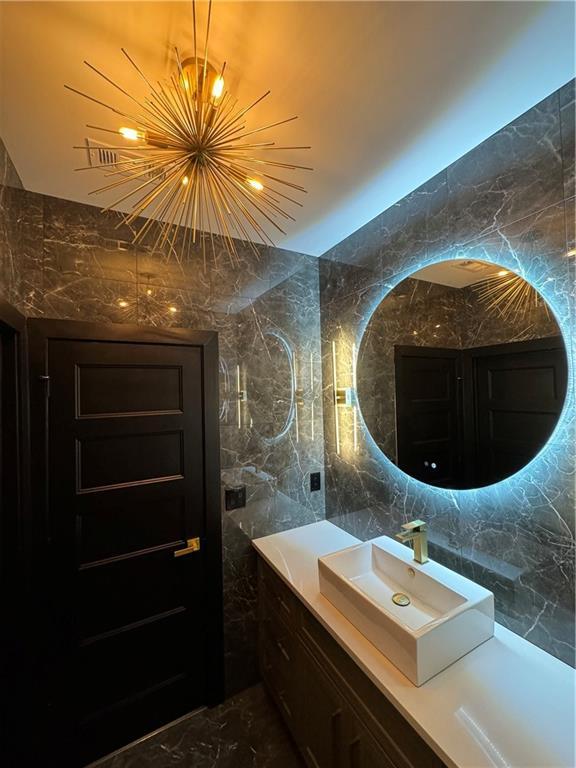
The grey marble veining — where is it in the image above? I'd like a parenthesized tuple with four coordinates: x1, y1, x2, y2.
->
(357, 271, 562, 462)
(91, 684, 303, 768)
(0, 137, 23, 191)
(320, 80, 576, 667)
(0, 163, 326, 697)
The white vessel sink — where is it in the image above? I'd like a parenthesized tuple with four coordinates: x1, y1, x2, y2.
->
(318, 536, 494, 685)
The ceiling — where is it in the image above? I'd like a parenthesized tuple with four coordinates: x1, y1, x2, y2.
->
(412, 260, 510, 288)
(0, 1, 574, 257)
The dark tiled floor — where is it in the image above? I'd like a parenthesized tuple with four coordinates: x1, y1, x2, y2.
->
(91, 684, 304, 768)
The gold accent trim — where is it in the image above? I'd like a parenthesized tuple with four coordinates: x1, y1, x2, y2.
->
(174, 537, 201, 557)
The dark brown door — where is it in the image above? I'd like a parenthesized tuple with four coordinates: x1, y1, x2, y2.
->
(472, 337, 567, 486)
(28, 321, 222, 767)
(395, 346, 463, 488)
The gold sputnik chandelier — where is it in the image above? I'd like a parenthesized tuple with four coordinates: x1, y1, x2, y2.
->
(66, 0, 311, 263)
(471, 268, 549, 321)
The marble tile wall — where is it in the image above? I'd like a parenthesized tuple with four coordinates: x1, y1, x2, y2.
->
(0, 173, 325, 696)
(320, 80, 576, 666)
(0, 137, 23, 191)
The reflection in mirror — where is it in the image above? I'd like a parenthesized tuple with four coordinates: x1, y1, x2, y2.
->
(219, 357, 230, 423)
(357, 259, 568, 489)
(246, 330, 295, 442)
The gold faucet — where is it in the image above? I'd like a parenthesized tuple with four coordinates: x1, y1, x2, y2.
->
(395, 520, 428, 564)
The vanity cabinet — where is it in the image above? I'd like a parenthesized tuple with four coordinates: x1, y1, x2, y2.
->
(258, 558, 447, 768)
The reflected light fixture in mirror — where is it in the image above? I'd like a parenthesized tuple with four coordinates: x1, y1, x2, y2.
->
(356, 259, 568, 490)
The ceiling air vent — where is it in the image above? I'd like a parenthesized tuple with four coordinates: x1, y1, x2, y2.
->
(453, 260, 493, 274)
(84, 138, 163, 181)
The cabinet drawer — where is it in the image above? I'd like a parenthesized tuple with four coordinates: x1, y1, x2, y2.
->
(260, 600, 297, 686)
(258, 559, 300, 626)
(261, 635, 297, 727)
(299, 604, 445, 768)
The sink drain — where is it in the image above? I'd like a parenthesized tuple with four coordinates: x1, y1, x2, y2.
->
(392, 592, 411, 607)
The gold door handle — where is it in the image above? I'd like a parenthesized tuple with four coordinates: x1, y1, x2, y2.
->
(174, 537, 201, 557)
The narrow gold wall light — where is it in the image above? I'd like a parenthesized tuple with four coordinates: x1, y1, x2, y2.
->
(331, 341, 341, 454)
(236, 363, 246, 429)
(352, 341, 358, 453)
(310, 350, 315, 442)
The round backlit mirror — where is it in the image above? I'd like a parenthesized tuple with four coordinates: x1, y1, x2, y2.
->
(246, 330, 295, 442)
(357, 259, 568, 489)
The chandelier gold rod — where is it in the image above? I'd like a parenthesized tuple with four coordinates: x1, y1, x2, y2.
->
(206, 91, 271, 145)
(206, 172, 272, 246)
(156, 79, 195, 141)
(205, 92, 239, 140)
(80, 64, 188, 143)
(218, 145, 312, 152)
(225, 165, 295, 221)
(87, 155, 184, 195)
(127, 169, 187, 244)
(122, 161, 190, 233)
(204, 171, 239, 263)
(204, 163, 263, 255)
(147, 87, 193, 145)
(173, 50, 199, 134)
(217, 115, 300, 147)
(120, 47, 197, 141)
(206, 158, 277, 245)
(228, 160, 304, 206)
(210, 161, 287, 236)
(167, 160, 195, 256)
(240, 156, 313, 171)
(151, 176, 192, 253)
(67, 84, 184, 149)
(209, 167, 260, 258)
(147, 174, 189, 248)
(259, 172, 307, 193)
(111, 155, 190, 221)
(199, 61, 228, 146)
(168, 169, 197, 256)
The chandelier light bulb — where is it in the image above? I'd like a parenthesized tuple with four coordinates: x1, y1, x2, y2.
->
(119, 126, 142, 141)
(247, 178, 264, 191)
(211, 75, 224, 100)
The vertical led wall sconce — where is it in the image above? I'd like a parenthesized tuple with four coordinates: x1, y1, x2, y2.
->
(236, 363, 246, 429)
(310, 351, 315, 442)
(331, 339, 359, 455)
(294, 356, 304, 443)
(352, 342, 359, 453)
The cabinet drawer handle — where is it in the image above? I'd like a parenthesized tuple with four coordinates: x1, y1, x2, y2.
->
(349, 737, 361, 768)
(276, 593, 290, 613)
(331, 709, 342, 765)
(305, 747, 321, 768)
(276, 639, 290, 662)
(278, 690, 292, 718)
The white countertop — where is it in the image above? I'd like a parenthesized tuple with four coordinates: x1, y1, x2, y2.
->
(253, 521, 576, 768)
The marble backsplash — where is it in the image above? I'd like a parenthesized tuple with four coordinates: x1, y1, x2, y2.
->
(0, 173, 325, 696)
(320, 80, 575, 666)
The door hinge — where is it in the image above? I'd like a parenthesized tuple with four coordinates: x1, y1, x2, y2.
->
(39, 375, 50, 398)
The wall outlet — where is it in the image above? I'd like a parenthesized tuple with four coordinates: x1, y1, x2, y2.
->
(225, 485, 246, 511)
(310, 472, 321, 492)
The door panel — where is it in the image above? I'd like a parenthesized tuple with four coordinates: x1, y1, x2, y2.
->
(473, 340, 567, 485)
(394, 346, 463, 488)
(76, 363, 183, 416)
(28, 323, 222, 767)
